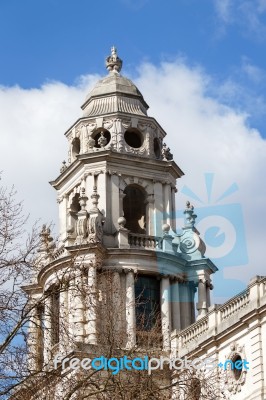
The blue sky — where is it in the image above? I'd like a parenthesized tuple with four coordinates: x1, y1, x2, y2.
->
(0, 0, 266, 133)
(0, 0, 266, 301)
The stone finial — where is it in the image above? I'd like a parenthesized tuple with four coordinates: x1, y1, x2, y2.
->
(38, 224, 55, 258)
(162, 223, 170, 236)
(118, 216, 127, 229)
(105, 46, 122, 74)
(184, 201, 197, 228)
(60, 160, 67, 173)
(90, 186, 100, 211)
(78, 187, 88, 210)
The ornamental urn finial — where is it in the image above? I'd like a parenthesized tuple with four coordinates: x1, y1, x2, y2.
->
(105, 46, 123, 74)
(184, 201, 197, 228)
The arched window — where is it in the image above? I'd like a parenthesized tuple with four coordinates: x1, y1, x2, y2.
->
(123, 185, 146, 234)
(72, 137, 80, 157)
(70, 193, 81, 213)
(135, 275, 160, 331)
(153, 138, 161, 159)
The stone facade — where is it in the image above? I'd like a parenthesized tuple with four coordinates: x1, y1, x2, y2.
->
(21, 48, 266, 400)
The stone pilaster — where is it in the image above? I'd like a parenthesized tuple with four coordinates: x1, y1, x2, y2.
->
(197, 279, 208, 319)
(161, 275, 171, 350)
(86, 262, 97, 344)
(27, 304, 42, 372)
(112, 268, 122, 344)
(125, 269, 136, 348)
(171, 279, 181, 331)
(59, 283, 69, 354)
(67, 276, 76, 346)
(73, 269, 85, 342)
(146, 193, 155, 236)
(43, 294, 53, 368)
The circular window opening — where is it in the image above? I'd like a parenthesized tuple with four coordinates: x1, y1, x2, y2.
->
(72, 138, 80, 157)
(233, 355, 242, 381)
(124, 128, 143, 149)
(92, 129, 111, 149)
(153, 138, 161, 159)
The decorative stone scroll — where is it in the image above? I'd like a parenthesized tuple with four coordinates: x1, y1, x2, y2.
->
(74, 186, 104, 245)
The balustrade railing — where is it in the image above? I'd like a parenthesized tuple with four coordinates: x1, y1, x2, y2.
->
(128, 233, 162, 250)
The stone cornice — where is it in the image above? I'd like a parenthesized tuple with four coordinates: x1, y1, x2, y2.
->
(50, 150, 184, 190)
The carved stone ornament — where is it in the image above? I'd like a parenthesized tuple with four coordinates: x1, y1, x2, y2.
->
(184, 201, 197, 228)
(98, 131, 107, 148)
(88, 215, 104, 243)
(161, 142, 173, 161)
(60, 160, 67, 173)
(87, 135, 95, 150)
(105, 46, 122, 73)
(224, 341, 247, 394)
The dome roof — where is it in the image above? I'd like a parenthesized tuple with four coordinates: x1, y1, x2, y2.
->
(81, 47, 149, 117)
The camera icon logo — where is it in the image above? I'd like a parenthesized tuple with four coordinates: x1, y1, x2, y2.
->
(178, 173, 248, 268)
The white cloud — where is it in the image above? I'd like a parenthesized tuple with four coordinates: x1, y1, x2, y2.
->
(1, 60, 266, 300)
(241, 56, 265, 83)
(213, 0, 266, 39)
(214, 0, 233, 23)
(0, 75, 99, 228)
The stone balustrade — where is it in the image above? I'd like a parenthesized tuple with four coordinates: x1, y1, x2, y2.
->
(172, 276, 266, 353)
(128, 233, 162, 249)
(52, 245, 66, 261)
(177, 315, 209, 346)
(219, 289, 250, 321)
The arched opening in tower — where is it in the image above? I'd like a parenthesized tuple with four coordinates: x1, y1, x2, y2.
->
(123, 185, 146, 234)
(72, 137, 81, 157)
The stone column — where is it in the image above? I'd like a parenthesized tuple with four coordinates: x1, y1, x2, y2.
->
(86, 263, 97, 344)
(197, 279, 208, 319)
(161, 275, 171, 350)
(171, 185, 177, 231)
(97, 172, 109, 228)
(163, 182, 171, 226)
(112, 269, 122, 344)
(67, 276, 76, 346)
(58, 195, 67, 242)
(171, 279, 181, 331)
(85, 174, 95, 210)
(27, 304, 41, 372)
(73, 269, 85, 343)
(206, 280, 213, 309)
(43, 294, 53, 368)
(146, 194, 155, 236)
(179, 282, 191, 329)
(154, 181, 163, 237)
(59, 283, 69, 354)
(125, 269, 136, 348)
(111, 174, 120, 233)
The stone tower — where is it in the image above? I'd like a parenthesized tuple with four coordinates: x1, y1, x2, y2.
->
(24, 47, 217, 390)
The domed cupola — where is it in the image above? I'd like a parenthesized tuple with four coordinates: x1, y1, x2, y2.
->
(81, 47, 149, 117)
